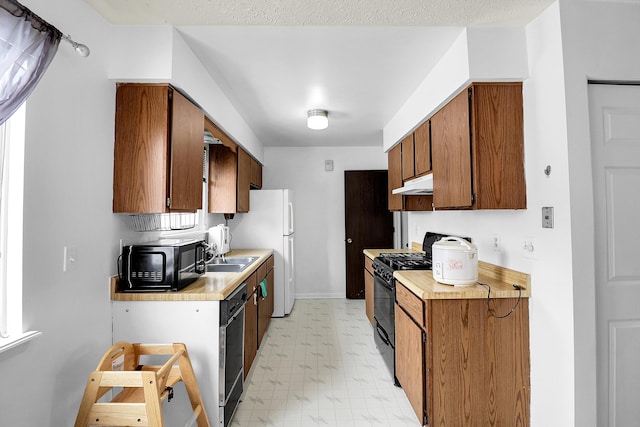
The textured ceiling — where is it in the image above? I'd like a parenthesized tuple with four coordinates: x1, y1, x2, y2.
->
(85, 0, 555, 147)
(86, 0, 554, 26)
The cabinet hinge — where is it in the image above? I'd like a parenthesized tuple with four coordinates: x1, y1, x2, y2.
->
(424, 414, 429, 426)
(471, 193, 476, 204)
(166, 197, 171, 207)
(422, 331, 426, 343)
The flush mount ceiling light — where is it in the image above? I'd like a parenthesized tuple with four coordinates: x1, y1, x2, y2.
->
(307, 109, 328, 130)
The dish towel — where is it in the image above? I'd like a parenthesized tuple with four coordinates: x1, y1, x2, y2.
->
(259, 278, 267, 299)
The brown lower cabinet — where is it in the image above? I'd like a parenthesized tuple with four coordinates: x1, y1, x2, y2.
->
(395, 281, 530, 427)
(244, 255, 275, 378)
(364, 256, 374, 326)
(244, 272, 258, 379)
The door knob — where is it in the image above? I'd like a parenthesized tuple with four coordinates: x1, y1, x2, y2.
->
(346, 238, 353, 244)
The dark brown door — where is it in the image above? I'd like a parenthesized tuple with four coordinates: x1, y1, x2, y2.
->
(345, 170, 394, 299)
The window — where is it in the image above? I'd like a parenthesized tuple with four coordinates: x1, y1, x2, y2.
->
(0, 104, 40, 353)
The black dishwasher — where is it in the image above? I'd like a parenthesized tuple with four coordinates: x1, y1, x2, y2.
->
(219, 282, 247, 427)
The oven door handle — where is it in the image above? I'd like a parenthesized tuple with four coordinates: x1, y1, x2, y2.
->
(375, 322, 391, 346)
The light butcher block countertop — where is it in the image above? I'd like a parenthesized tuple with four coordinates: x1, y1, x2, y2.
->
(395, 261, 531, 300)
(110, 249, 273, 302)
(364, 245, 531, 300)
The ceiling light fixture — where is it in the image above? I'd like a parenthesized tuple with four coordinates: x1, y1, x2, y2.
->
(307, 109, 328, 130)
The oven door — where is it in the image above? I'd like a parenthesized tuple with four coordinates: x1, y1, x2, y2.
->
(373, 273, 397, 383)
(374, 275, 395, 346)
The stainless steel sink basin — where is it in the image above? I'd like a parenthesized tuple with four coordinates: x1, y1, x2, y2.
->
(205, 256, 259, 273)
(225, 256, 259, 265)
(205, 264, 247, 273)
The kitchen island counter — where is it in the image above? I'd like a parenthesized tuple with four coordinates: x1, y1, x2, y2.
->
(110, 248, 274, 301)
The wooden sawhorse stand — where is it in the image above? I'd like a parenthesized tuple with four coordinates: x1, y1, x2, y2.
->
(75, 341, 211, 427)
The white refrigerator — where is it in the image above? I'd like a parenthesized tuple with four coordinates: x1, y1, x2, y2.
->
(229, 189, 295, 317)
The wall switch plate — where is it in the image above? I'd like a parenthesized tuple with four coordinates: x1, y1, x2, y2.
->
(324, 160, 334, 171)
(542, 206, 554, 228)
(522, 237, 537, 259)
(63, 246, 77, 272)
(492, 234, 501, 252)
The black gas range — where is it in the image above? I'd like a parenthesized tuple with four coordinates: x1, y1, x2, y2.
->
(372, 232, 444, 286)
(372, 232, 468, 385)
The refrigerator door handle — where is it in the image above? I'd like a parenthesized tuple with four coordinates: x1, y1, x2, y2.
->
(288, 236, 295, 279)
(287, 202, 294, 235)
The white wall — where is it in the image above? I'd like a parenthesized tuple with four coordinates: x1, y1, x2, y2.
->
(0, 1, 129, 425)
(559, 1, 640, 425)
(263, 146, 387, 298)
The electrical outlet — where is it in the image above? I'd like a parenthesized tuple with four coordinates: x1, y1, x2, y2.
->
(63, 246, 77, 272)
(522, 237, 537, 259)
(492, 234, 501, 252)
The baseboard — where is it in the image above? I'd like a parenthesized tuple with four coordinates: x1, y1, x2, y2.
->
(294, 293, 346, 299)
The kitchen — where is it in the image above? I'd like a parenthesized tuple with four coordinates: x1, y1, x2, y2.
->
(0, 0, 639, 426)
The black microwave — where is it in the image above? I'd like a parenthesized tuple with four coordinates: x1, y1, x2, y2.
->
(120, 239, 207, 292)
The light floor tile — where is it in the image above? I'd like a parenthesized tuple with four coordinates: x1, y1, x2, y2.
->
(232, 299, 420, 427)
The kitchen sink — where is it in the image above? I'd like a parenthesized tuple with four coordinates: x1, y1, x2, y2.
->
(229, 256, 259, 265)
(205, 256, 259, 273)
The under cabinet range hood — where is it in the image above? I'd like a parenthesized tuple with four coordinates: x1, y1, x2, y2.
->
(392, 174, 434, 195)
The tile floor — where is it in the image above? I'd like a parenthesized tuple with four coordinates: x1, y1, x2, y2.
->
(233, 299, 421, 427)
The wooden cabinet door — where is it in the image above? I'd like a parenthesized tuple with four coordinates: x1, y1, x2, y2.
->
(169, 90, 204, 211)
(267, 268, 274, 319)
(258, 268, 274, 347)
(387, 144, 403, 211)
(237, 147, 251, 212)
(244, 273, 258, 379)
(414, 120, 431, 176)
(395, 303, 426, 425)
(401, 133, 415, 181)
(208, 145, 237, 213)
(431, 89, 473, 209)
(471, 83, 526, 209)
(113, 84, 170, 213)
(250, 157, 262, 189)
(113, 84, 203, 213)
(364, 257, 374, 326)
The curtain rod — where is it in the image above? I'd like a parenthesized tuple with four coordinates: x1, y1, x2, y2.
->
(2, 0, 91, 57)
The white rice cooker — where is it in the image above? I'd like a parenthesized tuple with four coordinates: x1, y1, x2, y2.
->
(432, 236, 478, 286)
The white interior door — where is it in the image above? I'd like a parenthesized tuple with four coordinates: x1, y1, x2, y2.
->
(590, 83, 640, 427)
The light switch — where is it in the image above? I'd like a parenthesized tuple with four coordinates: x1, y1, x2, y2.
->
(324, 160, 334, 171)
(542, 207, 554, 228)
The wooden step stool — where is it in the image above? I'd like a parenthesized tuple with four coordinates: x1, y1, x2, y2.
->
(75, 341, 211, 427)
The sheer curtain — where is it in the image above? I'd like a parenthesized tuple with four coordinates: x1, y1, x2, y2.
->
(0, 0, 59, 340)
(0, 0, 60, 125)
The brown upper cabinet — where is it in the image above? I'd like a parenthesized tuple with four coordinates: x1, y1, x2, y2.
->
(401, 133, 415, 181)
(237, 147, 251, 212)
(431, 83, 525, 210)
(250, 157, 262, 189)
(113, 84, 204, 213)
(388, 129, 434, 212)
(402, 120, 432, 182)
(388, 144, 403, 211)
(208, 144, 251, 214)
(414, 120, 432, 177)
